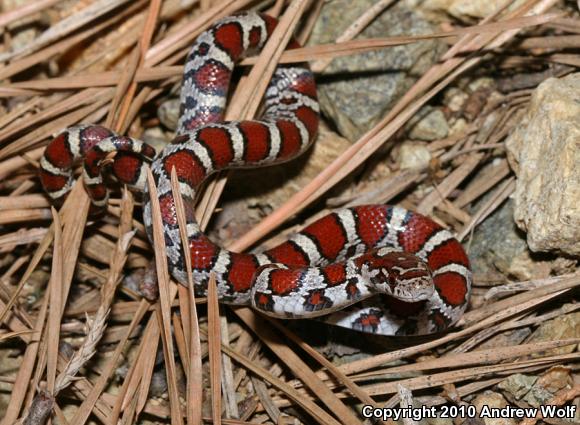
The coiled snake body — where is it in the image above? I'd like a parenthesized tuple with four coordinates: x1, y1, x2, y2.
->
(40, 12, 471, 335)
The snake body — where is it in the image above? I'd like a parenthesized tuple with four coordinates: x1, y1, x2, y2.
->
(40, 12, 472, 335)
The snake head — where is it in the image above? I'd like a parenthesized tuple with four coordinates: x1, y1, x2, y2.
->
(359, 249, 435, 303)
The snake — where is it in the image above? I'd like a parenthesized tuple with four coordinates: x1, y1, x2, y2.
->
(39, 12, 472, 336)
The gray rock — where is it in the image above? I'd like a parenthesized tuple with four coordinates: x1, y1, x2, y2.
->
(498, 374, 537, 400)
(157, 98, 180, 131)
(469, 198, 533, 279)
(528, 310, 580, 356)
(468, 199, 574, 280)
(506, 73, 580, 256)
(500, 367, 573, 408)
(142, 126, 170, 153)
(442, 87, 469, 113)
(310, 1, 445, 141)
(523, 386, 556, 408)
(422, 0, 527, 21)
(407, 107, 449, 141)
(397, 140, 431, 170)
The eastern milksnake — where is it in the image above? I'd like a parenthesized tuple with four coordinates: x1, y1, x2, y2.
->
(40, 12, 471, 335)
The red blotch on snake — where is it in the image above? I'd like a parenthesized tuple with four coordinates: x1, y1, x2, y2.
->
(193, 62, 231, 94)
(112, 154, 141, 185)
(189, 235, 219, 271)
(269, 268, 300, 295)
(355, 205, 388, 247)
(434, 273, 468, 307)
(40, 172, 68, 192)
(87, 184, 107, 201)
(45, 133, 73, 169)
(227, 253, 258, 293)
(427, 239, 470, 271)
(163, 150, 207, 187)
(213, 22, 244, 59)
(79, 125, 114, 153)
(239, 121, 270, 163)
(248, 27, 262, 47)
(321, 263, 347, 287)
(295, 106, 319, 139)
(267, 242, 309, 267)
(197, 127, 234, 168)
(398, 213, 441, 253)
(302, 214, 346, 261)
(276, 121, 302, 160)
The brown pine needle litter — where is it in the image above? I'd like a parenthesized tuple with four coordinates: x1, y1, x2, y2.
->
(0, 1, 578, 425)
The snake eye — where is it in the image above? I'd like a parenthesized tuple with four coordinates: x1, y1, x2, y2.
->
(384, 269, 399, 288)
